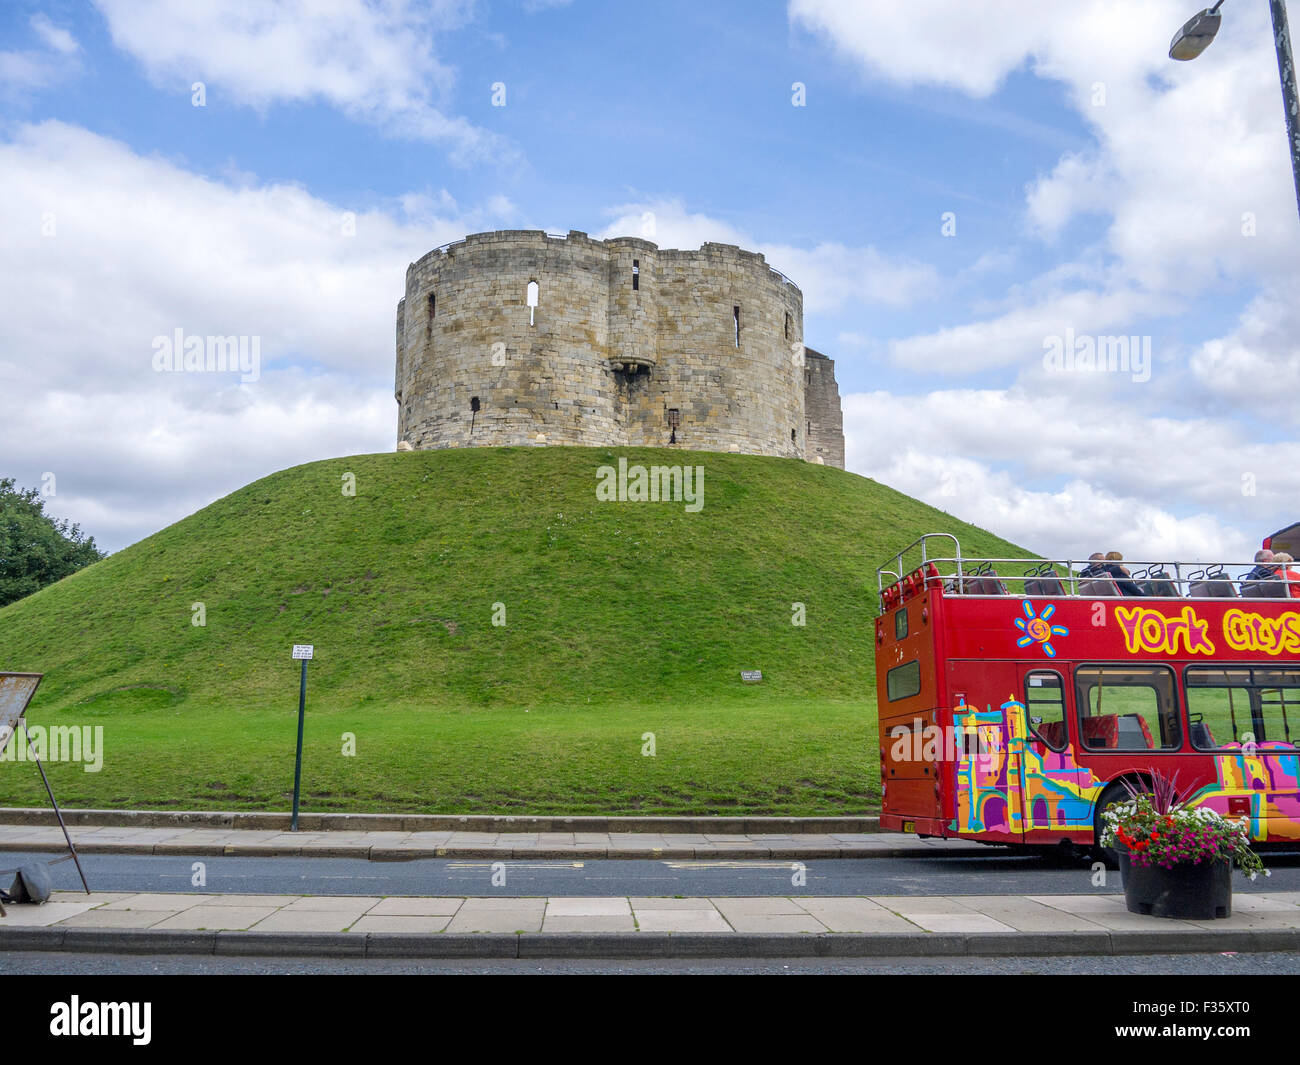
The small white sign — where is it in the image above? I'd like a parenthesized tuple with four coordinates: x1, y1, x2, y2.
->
(741, 670, 762, 683)
(292, 645, 314, 660)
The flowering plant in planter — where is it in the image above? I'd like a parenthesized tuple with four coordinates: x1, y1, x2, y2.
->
(1099, 772, 1268, 881)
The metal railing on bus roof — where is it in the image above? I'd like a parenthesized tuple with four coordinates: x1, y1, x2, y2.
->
(875, 533, 1295, 611)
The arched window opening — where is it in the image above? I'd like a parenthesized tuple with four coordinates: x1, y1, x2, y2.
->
(526, 280, 539, 326)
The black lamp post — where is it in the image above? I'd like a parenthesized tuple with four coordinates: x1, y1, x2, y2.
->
(1171, 1, 1300, 222)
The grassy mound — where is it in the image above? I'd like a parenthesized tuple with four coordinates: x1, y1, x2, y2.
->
(0, 447, 1031, 814)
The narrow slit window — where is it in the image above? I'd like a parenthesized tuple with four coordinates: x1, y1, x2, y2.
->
(632, 259, 639, 291)
(733, 305, 740, 348)
(429, 292, 436, 319)
(526, 280, 539, 326)
(784, 312, 791, 340)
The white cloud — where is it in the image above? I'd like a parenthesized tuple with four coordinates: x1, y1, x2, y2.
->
(30, 15, 79, 56)
(0, 15, 82, 93)
(843, 388, 1290, 562)
(0, 121, 517, 550)
(92, 0, 504, 164)
(597, 198, 938, 313)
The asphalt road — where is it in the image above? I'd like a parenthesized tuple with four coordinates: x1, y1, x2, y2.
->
(7, 849, 1300, 897)
(5, 950, 1300, 975)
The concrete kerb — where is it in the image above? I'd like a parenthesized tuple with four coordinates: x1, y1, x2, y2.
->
(0, 808, 882, 834)
(0, 840, 1000, 861)
(5, 925, 1300, 960)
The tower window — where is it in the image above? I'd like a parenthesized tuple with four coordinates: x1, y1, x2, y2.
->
(791, 428, 797, 443)
(632, 259, 639, 291)
(526, 280, 539, 325)
(784, 312, 791, 340)
(733, 305, 740, 348)
(429, 292, 436, 319)
(470, 396, 481, 413)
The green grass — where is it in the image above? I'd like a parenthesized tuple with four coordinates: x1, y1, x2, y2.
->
(0, 446, 1033, 814)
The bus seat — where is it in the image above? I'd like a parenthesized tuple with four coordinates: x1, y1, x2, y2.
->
(1078, 577, 1118, 597)
(972, 570, 1007, 595)
(1190, 719, 1215, 748)
(1190, 579, 1238, 598)
(1241, 579, 1289, 599)
(1190, 568, 1238, 598)
(1034, 720, 1066, 747)
(1081, 715, 1119, 749)
(1026, 571, 1065, 596)
(1137, 568, 1179, 597)
(1115, 714, 1155, 750)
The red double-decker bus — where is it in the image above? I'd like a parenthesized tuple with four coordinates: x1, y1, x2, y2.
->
(874, 533, 1300, 858)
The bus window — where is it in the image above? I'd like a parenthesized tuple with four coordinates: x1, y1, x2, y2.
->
(1185, 666, 1300, 750)
(886, 660, 921, 701)
(1025, 671, 1067, 750)
(1074, 665, 1179, 751)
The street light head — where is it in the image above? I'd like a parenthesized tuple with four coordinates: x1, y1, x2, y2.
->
(1169, 7, 1222, 61)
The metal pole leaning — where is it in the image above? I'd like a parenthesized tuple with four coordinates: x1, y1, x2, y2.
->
(22, 719, 90, 894)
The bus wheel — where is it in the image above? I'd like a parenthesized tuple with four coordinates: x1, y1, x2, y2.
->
(1092, 785, 1128, 870)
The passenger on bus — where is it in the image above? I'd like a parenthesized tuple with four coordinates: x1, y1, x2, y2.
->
(1079, 552, 1108, 578)
(1243, 549, 1279, 584)
(1273, 552, 1300, 595)
(1103, 551, 1146, 597)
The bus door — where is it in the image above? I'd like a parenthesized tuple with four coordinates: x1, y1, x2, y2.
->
(947, 660, 1026, 840)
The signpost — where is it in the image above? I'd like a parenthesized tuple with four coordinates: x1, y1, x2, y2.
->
(290, 645, 313, 831)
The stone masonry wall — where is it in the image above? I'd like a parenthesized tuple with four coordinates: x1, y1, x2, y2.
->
(803, 348, 845, 469)
(395, 230, 844, 465)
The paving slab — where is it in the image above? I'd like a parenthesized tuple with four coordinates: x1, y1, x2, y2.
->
(245, 910, 358, 933)
(794, 897, 923, 933)
(445, 898, 546, 933)
(367, 897, 464, 917)
(0, 901, 98, 926)
(955, 896, 1109, 933)
(542, 914, 638, 933)
(101, 892, 216, 910)
(632, 906, 731, 933)
(56, 909, 183, 929)
(150, 905, 280, 931)
(350, 915, 454, 933)
(545, 897, 632, 917)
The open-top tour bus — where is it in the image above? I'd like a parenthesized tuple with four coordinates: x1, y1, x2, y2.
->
(874, 533, 1300, 856)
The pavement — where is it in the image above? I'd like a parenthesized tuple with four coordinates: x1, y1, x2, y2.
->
(4, 888, 1300, 959)
(0, 821, 991, 860)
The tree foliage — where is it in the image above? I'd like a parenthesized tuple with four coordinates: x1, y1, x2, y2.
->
(0, 478, 107, 608)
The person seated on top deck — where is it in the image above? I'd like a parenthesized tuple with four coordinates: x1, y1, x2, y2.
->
(1079, 552, 1108, 579)
(1242, 549, 1279, 589)
(1273, 552, 1300, 596)
(1103, 550, 1146, 597)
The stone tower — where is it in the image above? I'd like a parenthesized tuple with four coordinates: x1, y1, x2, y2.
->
(395, 230, 844, 466)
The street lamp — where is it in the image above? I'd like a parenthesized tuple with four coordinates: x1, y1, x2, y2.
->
(1169, 2, 1225, 59)
(1170, 1, 1300, 221)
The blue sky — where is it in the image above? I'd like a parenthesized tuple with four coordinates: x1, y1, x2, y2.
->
(1, 0, 1297, 560)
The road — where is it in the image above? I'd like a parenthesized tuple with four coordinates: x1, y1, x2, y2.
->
(6, 950, 1300, 975)
(7, 848, 1300, 897)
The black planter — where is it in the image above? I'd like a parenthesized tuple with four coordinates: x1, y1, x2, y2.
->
(1118, 852, 1232, 919)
